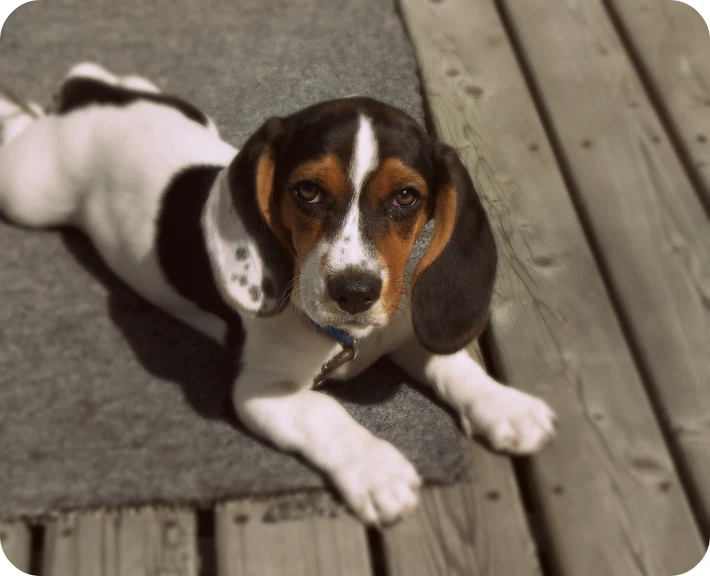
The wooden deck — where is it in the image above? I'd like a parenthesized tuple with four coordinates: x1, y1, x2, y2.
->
(2, 0, 709, 574)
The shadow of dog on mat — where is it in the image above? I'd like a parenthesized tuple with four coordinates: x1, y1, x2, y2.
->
(59, 228, 423, 426)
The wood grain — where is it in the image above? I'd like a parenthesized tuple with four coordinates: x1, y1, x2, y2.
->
(398, 0, 705, 574)
(0, 521, 31, 574)
(43, 508, 198, 576)
(215, 492, 372, 576)
(500, 0, 710, 535)
(605, 0, 710, 208)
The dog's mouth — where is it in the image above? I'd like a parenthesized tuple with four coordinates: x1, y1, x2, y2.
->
(314, 310, 379, 331)
(296, 299, 379, 337)
(333, 320, 376, 338)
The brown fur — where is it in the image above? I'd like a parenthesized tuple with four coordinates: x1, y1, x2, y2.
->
(366, 158, 431, 317)
(412, 185, 456, 280)
(256, 151, 294, 255)
(280, 153, 351, 267)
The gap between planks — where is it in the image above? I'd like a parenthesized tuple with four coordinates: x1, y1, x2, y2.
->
(603, 0, 710, 212)
(397, 0, 705, 575)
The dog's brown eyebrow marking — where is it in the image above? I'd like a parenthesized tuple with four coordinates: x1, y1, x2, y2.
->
(366, 157, 428, 206)
(289, 154, 351, 197)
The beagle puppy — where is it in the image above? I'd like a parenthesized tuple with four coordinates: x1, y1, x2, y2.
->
(0, 63, 556, 525)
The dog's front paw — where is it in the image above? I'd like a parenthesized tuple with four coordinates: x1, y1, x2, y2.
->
(461, 386, 557, 455)
(331, 438, 421, 526)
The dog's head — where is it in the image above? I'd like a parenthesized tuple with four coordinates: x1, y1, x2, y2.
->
(206, 97, 497, 354)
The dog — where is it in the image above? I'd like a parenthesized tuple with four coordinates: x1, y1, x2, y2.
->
(0, 63, 556, 525)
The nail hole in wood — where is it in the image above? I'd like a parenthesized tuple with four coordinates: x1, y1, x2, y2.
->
(581, 139, 592, 149)
(233, 513, 249, 524)
(552, 485, 564, 496)
(528, 142, 539, 151)
(486, 490, 501, 501)
(465, 85, 483, 97)
(697, 134, 707, 143)
(446, 68, 459, 77)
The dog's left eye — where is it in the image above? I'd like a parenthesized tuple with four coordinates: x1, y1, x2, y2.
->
(294, 181, 323, 204)
(392, 188, 419, 208)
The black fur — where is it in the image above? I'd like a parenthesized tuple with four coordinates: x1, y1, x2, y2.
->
(156, 165, 244, 349)
(56, 76, 209, 127)
(411, 144, 497, 354)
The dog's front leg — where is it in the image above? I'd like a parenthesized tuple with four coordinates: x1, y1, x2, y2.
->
(233, 372, 421, 525)
(390, 339, 556, 454)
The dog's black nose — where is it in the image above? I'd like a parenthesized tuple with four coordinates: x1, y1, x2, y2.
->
(327, 273, 382, 315)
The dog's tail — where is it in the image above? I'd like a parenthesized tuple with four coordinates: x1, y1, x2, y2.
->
(0, 83, 44, 146)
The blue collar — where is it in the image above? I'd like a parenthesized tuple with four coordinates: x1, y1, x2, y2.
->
(307, 317, 357, 347)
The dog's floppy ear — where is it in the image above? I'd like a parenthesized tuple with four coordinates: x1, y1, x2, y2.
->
(203, 116, 295, 317)
(410, 143, 497, 354)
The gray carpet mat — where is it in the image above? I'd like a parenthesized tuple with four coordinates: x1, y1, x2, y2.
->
(0, 0, 470, 519)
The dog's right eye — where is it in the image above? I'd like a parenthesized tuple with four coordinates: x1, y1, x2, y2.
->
(294, 181, 323, 204)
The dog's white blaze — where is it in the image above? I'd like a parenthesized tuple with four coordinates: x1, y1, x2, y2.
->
(350, 115, 377, 192)
(328, 115, 379, 272)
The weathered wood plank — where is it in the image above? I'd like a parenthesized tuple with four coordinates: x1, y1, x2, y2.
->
(215, 492, 372, 576)
(0, 521, 31, 573)
(500, 0, 710, 534)
(43, 508, 197, 576)
(382, 345, 542, 576)
(398, 0, 705, 574)
(605, 0, 710, 208)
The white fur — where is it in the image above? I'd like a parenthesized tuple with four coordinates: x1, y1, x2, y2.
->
(334, 114, 378, 272)
(0, 63, 556, 526)
(390, 341, 557, 454)
(203, 170, 278, 315)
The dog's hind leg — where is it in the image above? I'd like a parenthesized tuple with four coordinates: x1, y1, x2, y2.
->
(0, 95, 78, 229)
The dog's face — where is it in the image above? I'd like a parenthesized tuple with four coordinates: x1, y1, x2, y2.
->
(219, 97, 497, 353)
(271, 104, 436, 338)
